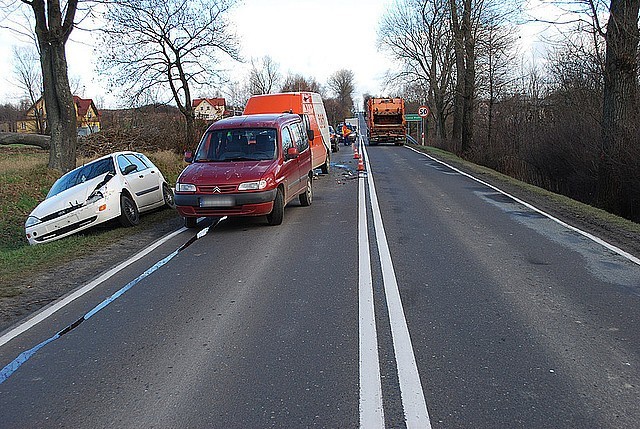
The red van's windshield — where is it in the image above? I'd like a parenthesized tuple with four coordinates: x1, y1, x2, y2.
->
(194, 128, 277, 162)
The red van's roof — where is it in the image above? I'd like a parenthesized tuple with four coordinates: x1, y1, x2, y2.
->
(206, 113, 300, 132)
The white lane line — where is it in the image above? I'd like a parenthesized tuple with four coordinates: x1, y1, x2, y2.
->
(362, 141, 432, 429)
(0, 227, 187, 348)
(406, 146, 640, 267)
(359, 160, 385, 428)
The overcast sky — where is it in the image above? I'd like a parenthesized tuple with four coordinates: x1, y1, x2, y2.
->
(0, 0, 552, 110)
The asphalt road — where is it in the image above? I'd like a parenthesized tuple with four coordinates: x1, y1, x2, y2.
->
(1, 121, 640, 428)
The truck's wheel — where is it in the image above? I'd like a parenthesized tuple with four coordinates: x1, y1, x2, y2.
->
(321, 151, 330, 174)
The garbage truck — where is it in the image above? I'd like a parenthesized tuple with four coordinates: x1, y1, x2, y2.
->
(366, 97, 406, 145)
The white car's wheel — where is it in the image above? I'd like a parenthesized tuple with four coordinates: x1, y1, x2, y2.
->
(163, 183, 176, 209)
(119, 194, 140, 227)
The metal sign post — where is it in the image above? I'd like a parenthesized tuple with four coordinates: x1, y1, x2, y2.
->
(418, 106, 430, 145)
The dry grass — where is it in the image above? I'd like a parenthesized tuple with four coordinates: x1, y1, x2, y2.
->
(0, 150, 60, 250)
(147, 150, 188, 185)
(409, 143, 640, 236)
(0, 146, 184, 298)
(0, 148, 48, 173)
(0, 148, 185, 250)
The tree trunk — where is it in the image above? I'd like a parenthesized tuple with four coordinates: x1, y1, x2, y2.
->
(598, 0, 640, 214)
(0, 132, 50, 149)
(449, 0, 464, 147)
(29, 0, 79, 173)
(40, 40, 77, 172)
(461, 0, 475, 154)
(185, 109, 197, 151)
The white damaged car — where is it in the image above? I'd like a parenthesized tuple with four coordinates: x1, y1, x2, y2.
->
(25, 151, 175, 245)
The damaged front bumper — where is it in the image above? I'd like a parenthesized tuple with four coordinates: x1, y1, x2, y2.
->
(25, 199, 119, 245)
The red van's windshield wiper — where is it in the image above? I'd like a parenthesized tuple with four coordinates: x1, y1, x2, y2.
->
(224, 156, 253, 161)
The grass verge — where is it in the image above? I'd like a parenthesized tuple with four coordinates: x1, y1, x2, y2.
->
(408, 143, 640, 235)
(0, 147, 186, 298)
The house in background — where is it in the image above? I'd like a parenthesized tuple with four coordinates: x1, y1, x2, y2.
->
(193, 98, 226, 121)
(17, 97, 46, 134)
(17, 95, 101, 136)
(73, 96, 101, 136)
(0, 122, 15, 132)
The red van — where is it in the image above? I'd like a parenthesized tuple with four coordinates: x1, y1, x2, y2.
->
(174, 114, 313, 227)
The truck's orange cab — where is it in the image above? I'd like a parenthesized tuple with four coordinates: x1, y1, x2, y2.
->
(244, 92, 331, 173)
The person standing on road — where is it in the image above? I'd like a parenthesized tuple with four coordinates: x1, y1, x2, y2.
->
(342, 123, 351, 145)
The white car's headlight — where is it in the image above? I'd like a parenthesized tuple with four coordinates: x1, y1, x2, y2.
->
(86, 190, 105, 205)
(176, 182, 196, 192)
(25, 216, 41, 228)
(238, 180, 267, 191)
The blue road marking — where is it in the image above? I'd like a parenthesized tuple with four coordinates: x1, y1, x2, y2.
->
(0, 221, 217, 384)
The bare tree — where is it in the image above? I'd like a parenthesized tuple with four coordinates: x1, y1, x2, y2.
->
(68, 73, 84, 96)
(280, 74, 322, 94)
(0, 104, 21, 133)
(12, 45, 45, 134)
(323, 97, 342, 126)
(2, 0, 81, 172)
(222, 79, 251, 114)
(327, 69, 355, 119)
(249, 56, 282, 95)
(99, 0, 240, 147)
(475, 6, 520, 148)
(378, 0, 454, 140)
(597, 0, 640, 213)
(534, 0, 640, 215)
(449, 0, 485, 153)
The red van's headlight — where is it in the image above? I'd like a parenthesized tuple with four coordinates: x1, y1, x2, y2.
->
(238, 180, 267, 191)
(176, 182, 196, 192)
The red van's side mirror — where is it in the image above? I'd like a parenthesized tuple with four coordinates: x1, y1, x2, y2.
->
(184, 151, 193, 163)
(307, 129, 315, 141)
(285, 147, 299, 160)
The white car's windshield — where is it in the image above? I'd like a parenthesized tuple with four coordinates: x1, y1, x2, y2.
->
(47, 158, 116, 199)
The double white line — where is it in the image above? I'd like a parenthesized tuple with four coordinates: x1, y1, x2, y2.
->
(358, 140, 432, 429)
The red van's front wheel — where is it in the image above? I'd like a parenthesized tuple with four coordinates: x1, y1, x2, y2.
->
(267, 188, 284, 226)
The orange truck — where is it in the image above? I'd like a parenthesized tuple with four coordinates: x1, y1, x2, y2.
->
(244, 92, 331, 173)
(366, 97, 406, 145)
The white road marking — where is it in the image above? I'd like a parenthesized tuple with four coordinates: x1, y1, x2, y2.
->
(406, 145, 640, 267)
(361, 140, 432, 429)
(358, 162, 385, 428)
(0, 227, 187, 348)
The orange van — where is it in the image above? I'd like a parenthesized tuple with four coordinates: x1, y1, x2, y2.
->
(244, 92, 331, 173)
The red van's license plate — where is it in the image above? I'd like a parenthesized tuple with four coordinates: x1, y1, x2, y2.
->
(199, 196, 235, 207)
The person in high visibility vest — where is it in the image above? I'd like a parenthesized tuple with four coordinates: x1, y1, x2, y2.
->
(342, 123, 351, 145)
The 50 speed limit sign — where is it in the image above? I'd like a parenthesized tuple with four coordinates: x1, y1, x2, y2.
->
(418, 105, 430, 118)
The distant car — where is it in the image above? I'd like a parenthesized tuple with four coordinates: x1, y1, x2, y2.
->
(175, 113, 314, 228)
(25, 151, 174, 245)
(329, 125, 340, 152)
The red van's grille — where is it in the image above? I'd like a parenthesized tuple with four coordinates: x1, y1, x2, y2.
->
(198, 184, 237, 194)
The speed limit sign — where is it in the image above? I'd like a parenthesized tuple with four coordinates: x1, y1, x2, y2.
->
(418, 105, 430, 118)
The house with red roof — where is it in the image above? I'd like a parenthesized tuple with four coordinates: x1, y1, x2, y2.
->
(17, 95, 101, 136)
(193, 98, 226, 121)
(73, 96, 101, 135)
